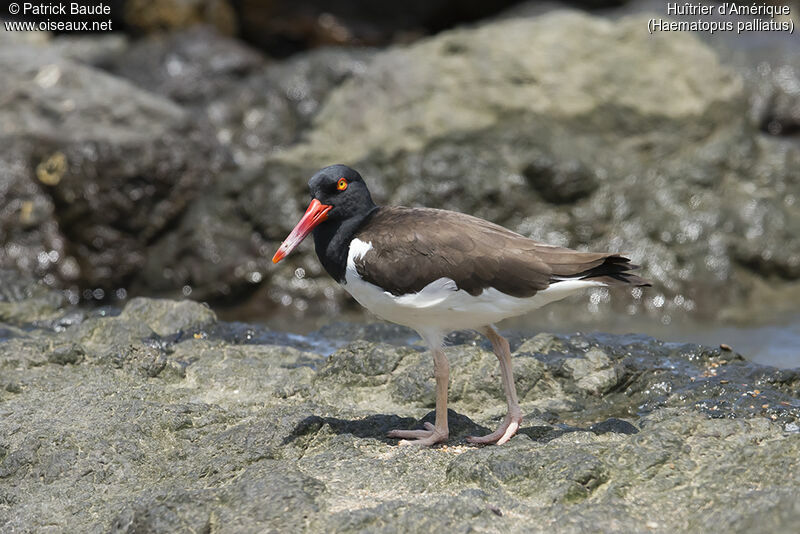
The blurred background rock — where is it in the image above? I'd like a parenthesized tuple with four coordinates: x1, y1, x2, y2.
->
(1, 0, 799, 365)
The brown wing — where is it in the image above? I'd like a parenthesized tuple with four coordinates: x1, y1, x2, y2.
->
(353, 207, 649, 298)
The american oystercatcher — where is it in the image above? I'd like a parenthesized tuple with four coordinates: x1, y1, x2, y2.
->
(273, 165, 651, 446)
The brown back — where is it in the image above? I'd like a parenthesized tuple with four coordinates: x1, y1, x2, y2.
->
(352, 207, 648, 298)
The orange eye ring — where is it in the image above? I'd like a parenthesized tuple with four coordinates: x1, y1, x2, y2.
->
(337, 178, 348, 191)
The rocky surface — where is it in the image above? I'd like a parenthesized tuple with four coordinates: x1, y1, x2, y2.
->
(1, 280, 799, 532)
(105, 29, 375, 300)
(110, 27, 376, 172)
(0, 40, 228, 298)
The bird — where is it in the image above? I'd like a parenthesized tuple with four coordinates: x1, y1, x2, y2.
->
(272, 165, 651, 446)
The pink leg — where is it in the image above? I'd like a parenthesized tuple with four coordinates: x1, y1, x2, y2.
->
(467, 326, 523, 445)
(387, 347, 449, 446)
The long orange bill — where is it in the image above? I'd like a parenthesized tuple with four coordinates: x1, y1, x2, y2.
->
(272, 199, 332, 263)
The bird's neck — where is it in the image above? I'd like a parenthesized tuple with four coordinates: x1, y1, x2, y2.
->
(313, 207, 379, 283)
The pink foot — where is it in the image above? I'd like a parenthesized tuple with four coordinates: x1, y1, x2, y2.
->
(467, 409, 522, 445)
(387, 422, 449, 447)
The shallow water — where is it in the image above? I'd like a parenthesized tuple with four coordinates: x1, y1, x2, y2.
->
(674, 317, 800, 369)
(256, 304, 800, 370)
(504, 312, 800, 370)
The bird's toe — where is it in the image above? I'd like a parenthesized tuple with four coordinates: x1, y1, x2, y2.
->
(389, 422, 447, 446)
(468, 413, 522, 445)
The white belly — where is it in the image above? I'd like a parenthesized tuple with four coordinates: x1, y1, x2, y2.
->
(343, 238, 602, 335)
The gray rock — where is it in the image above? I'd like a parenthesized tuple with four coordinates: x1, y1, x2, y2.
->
(0, 268, 65, 324)
(0, 43, 228, 295)
(111, 31, 374, 301)
(50, 34, 130, 68)
(112, 27, 374, 170)
(1, 287, 800, 532)
(118, 297, 217, 337)
(562, 347, 621, 395)
(47, 344, 86, 365)
(110, 26, 266, 109)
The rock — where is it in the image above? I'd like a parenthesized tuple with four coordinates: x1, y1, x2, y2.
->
(446, 435, 609, 503)
(523, 154, 598, 204)
(287, 11, 741, 169)
(124, 42, 374, 301)
(47, 344, 86, 365)
(1, 284, 800, 531)
(0, 43, 228, 296)
(50, 34, 130, 68)
(109, 26, 266, 108)
(0, 22, 50, 46)
(0, 268, 65, 324)
(112, 28, 374, 169)
(123, 0, 238, 36)
(118, 297, 216, 337)
(110, 462, 325, 533)
(562, 347, 621, 395)
(317, 340, 408, 386)
(236, 0, 533, 57)
(71, 297, 216, 359)
(589, 417, 638, 435)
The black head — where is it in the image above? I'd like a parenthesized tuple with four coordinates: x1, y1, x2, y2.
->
(272, 165, 377, 264)
(308, 164, 376, 222)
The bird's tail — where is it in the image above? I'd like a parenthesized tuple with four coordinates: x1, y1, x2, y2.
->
(563, 255, 652, 287)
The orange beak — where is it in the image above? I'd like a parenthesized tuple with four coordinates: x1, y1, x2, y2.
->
(272, 199, 332, 263)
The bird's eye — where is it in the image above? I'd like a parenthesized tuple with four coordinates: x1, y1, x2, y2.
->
(337, 178, 348, 191)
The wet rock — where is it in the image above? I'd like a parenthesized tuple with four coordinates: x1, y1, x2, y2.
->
(0, 268, 65, 324)
(1, 285, 800, 532)
(313, 321, 417, 346)
(0, 44, 228, 295)
(759, 81, 800, 137)
(213, 46, 376, 168)
(562, 347, 621, 395)
(589, 417, 638, 435)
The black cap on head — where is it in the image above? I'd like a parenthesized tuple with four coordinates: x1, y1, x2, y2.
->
(309, 164, 363, 191)
(307, 164, 375, 222)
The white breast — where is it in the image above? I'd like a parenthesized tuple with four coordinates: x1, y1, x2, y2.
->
(342, 238, 603, 336)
